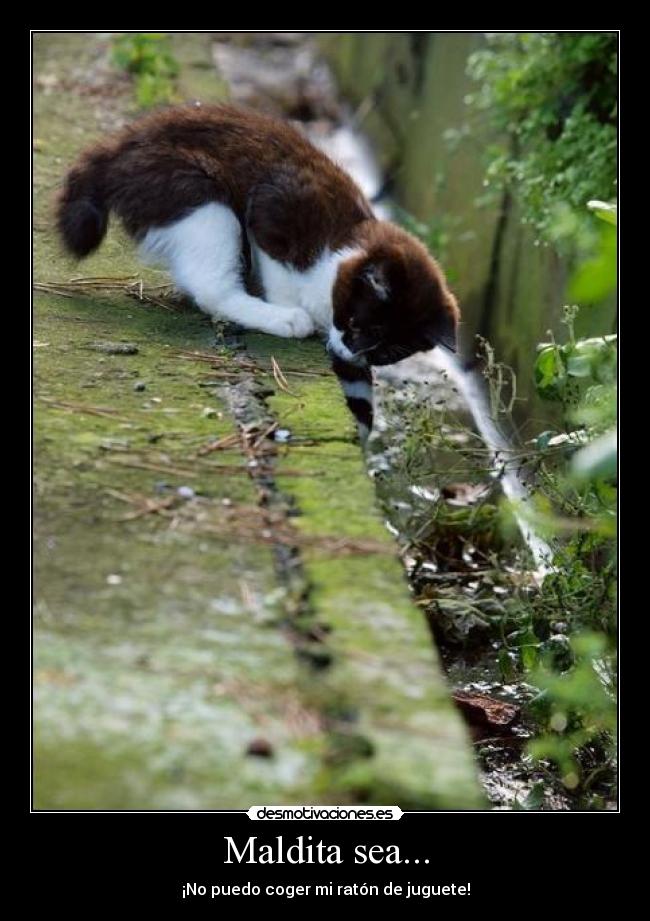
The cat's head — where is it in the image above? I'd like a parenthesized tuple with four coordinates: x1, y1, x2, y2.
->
(329, 222, 459, 367)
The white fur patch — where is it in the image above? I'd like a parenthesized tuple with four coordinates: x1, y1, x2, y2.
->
(253, 244, 360, 333)
(327, 326, 357, 362)
(140, 203, 314, 338)
(141, 201, 242, 301)
(340, 379, 373, 403)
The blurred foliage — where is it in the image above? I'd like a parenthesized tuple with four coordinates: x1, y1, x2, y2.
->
(112, 33, 179, 108)
(534, 321, 616, 410)
(528, 632, 616, 798)
(519, 203, 617, 801)
(394, 205, 462, 284)
(373, 199, 617, 806)
(466, 33, 617, 244)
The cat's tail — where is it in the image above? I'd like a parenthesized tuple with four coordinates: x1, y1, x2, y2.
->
(56, 150, 111, 257)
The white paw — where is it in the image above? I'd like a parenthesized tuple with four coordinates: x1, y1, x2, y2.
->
(264, 308, 315, 339)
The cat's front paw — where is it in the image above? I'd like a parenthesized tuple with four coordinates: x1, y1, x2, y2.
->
(265, 308, 315, 339)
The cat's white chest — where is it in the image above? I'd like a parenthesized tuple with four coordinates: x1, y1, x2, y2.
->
(251, 240, 357, 333)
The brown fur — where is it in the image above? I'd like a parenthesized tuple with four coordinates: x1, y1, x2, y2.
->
(57, 103, 373, 264)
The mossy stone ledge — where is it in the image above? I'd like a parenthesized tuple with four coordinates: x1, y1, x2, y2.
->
(33, 31, 483, 809)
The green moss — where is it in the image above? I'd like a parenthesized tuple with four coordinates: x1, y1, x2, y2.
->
(34, 33, 321, 809)
(244, 336, 484, 808)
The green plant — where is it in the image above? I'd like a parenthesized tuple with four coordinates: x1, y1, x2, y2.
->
(528, 632, 616, 796)
(371, 197, 617, 805)
(466, 33, 617, 243)
(112, 33, 179, 108)
(519, 204, 617, 798)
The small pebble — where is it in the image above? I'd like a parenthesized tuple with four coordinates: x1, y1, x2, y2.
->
(246, 738, 274, 758)
(177, 486, 195, 499)
(106, 574, 122, 585)
(133, 381, 146, 392)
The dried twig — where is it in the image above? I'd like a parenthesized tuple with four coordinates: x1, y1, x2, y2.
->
(177, 347, 332, 379)
(34, 276, 181, 312)
(39, 397, 128, 420)
(106, 457, 201, 478)
(196, 433, 242, 456)
(104, 488, 178, 521)
(271, 355, 301, 400)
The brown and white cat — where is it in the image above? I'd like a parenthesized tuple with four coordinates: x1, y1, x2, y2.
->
(57, 104, 459, 436)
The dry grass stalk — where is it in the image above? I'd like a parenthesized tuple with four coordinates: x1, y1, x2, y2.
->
(196, 433, 242, 456)
(39, 396, 128, 420)
(271, 355, 303, 403)
(34, 276, 181, 312)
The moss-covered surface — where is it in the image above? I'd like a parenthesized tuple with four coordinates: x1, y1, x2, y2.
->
(33, 32, 482, 809)
(240, 336, 482, 807)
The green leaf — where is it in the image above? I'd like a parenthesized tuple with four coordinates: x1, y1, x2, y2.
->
(587, 200, 617, 225)
(571, 428, 617, 481)
(566, 352, 593, 378)
(534, 346, 566, 400)
(568, 224, 616, 303)
(521, 782, 545, 810)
